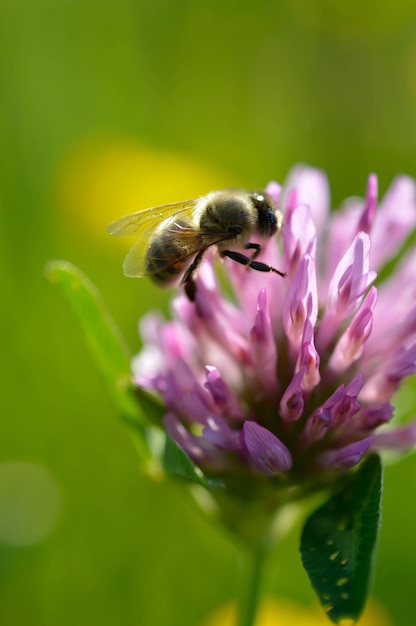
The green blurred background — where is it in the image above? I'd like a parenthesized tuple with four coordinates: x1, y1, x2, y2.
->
(2, 1, 416, 624)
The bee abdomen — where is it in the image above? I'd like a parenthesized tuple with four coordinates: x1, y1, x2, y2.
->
(145, 222, 198, 284)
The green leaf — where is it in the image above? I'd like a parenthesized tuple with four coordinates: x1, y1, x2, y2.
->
(162, 435, 207, 487)
(46, 260, 162, 431)
(300, 455, 383, 624)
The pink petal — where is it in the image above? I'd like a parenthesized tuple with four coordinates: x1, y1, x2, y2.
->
(320, 437, 374, 469)
(283, 203, 317, 278)
(243, 421, 292, 475)
(373, 420, 416, 451)
(250, 289, 278, 396)
(319, 233, 376, 347)
(296, 320, 321, 392)
(303, 386, 346, 444)
(329, 287, 377, 372)
(329, 232, 376, 316)
(279, 367, 305, 422)
(181, 391, 215, 425)
(371, 176, 416, 270)
(328, 374, 363, 430)
(357, 173, 378, 234)
(204, 366, 245, 420)
(202, 414, 242, 452)
(365, 250, 416, 358)
(164, 413, 206, 464)
(283, 255, 318, 351)
(325, 175, 378, 285)
(356, 403, 394, 430)
(361, 343, 416, 403)
(304, 408, 332, 443)
(281, 165, 330, 235)
(265, 180, 282, 205)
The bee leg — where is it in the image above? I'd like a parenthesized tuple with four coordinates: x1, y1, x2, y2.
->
(245, 242, 261, 260)
(182, 249, 206, 301)
(184, 279, 197, 302)
(221, 250, 287, 278)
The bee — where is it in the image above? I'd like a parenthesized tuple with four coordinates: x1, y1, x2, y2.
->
(108, 190, 286, 301)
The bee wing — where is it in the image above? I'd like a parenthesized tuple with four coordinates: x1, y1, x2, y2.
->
(108, 197, 237, 279)
(108, 199, 202, 278)
(107, 199, 197, 237)
(122, 222, 215, 278)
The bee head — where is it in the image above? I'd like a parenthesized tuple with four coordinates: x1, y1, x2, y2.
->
(250, 193, 279, 237)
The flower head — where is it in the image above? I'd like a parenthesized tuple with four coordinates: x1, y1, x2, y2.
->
(133, 167, 416, 500)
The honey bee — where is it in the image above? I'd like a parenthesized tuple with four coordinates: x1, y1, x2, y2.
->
(108, 190, 286, 300)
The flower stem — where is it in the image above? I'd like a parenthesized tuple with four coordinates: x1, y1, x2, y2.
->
(237, 541, 268, 626)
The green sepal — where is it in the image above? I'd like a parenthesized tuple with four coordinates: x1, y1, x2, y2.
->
(300, 455, 383, 624)
(45, 260, 162, 439)
(162, 434, 208, 487)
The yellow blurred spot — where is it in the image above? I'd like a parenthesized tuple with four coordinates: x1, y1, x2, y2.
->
(55, 136, 232, 245)
(200, 597, 392, 626)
